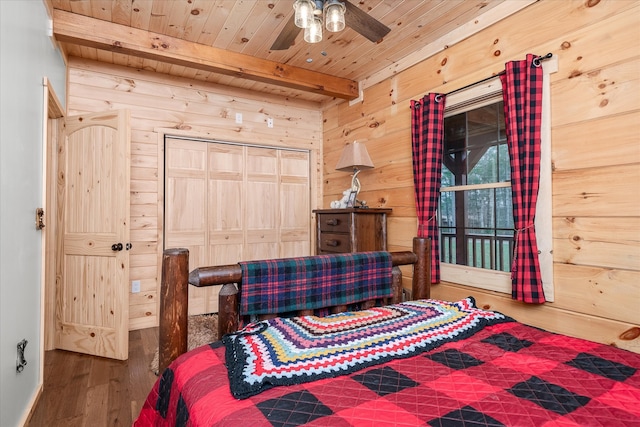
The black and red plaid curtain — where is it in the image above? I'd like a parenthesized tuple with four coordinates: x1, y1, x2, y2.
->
(411, 93, 446, 283)
(500, 54, 546, 303)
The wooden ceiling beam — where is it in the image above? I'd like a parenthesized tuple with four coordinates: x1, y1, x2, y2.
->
(52, 9, 359, 100)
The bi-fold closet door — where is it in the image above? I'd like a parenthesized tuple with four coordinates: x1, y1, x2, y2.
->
(164, 137, 311, 315)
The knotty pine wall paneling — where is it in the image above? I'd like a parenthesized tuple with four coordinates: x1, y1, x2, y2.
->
(67, 58, 322, 330)
(322, 0, 640, 352)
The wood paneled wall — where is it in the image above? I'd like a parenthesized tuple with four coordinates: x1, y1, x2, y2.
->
(66, 58, 323, 330)
(322, 0, 640, 352)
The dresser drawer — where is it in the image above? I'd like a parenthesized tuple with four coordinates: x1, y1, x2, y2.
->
(318, 233, 351, 253)
(318, 213, 350, 233)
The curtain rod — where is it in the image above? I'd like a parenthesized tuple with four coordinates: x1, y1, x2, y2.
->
(415, 53, 553, 105)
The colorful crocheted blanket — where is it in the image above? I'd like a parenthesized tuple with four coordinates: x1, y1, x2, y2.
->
(238, 251, 393, 316)
(223, 297, 512, 399)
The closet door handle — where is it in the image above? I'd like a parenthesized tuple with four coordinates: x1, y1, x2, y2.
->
(111, 243, 123, 251)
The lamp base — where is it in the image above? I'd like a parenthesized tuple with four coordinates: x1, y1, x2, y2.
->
(351, 168, 361, 196)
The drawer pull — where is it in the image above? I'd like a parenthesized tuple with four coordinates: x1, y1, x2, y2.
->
(326, 239, 340, 247)
(326, 219, 339, 226)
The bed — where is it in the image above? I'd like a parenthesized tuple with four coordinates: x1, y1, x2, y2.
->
(135, 237, 640, 426)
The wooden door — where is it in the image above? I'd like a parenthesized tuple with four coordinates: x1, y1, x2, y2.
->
(56, 110, 130, 360)
(164, 138, 311, 315)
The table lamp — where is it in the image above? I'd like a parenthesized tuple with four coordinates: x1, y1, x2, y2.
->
(335, 141, 374, 198)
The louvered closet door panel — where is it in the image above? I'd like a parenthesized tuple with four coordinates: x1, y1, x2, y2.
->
(280, 150, 311, 257)
(208, 144, 244, 265)
(245, 146, 279, 260)
(164, 139, 208, 315)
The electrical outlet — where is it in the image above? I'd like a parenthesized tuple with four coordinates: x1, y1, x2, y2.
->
(132, 280, 141, 293)
(235, 112, 243, 124)
(267, 117, 274, 128)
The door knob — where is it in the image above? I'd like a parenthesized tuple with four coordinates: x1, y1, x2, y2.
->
(111, 243, 123, 251)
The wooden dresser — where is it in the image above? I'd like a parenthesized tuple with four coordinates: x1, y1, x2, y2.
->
(313, 208, 391, 254)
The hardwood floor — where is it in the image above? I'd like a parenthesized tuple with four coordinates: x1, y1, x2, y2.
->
(26, 327, 159, 426)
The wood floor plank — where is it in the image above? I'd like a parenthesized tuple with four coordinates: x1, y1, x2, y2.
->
(84, 383, 109, 425)
(50, 415, 83, 427)
(88, 357, 114, 387)
(53, 354, 90, 421)
(108, 362, 130, 426)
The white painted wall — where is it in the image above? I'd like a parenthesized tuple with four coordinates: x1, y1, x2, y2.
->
(0, 1, 66, 425)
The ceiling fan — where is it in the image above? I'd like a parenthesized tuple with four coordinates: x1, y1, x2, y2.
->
(271, 0, 391, 50)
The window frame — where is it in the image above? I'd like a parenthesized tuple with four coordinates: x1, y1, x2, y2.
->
(439, 58, 556, 300)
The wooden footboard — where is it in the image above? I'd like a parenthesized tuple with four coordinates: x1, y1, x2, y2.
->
(158, 237, 431, 373)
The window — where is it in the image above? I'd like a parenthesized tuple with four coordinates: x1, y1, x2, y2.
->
(438, 59, 556, 299)
(440, 100, 514, 273)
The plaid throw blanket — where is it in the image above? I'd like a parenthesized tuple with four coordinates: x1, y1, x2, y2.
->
(224, 297, 511, 399)
(238, 251, 393, 316)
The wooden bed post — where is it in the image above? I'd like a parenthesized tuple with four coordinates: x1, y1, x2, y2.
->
(392, 266, 403, 304)
(159, 248, 189, 374)
(218, 283, 239, 338)
(412, 237, 431, 300)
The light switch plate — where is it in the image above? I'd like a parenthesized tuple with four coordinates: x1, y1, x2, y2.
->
(132, 280, 141, 293)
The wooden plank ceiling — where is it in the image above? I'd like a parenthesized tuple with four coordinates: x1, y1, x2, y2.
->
(49, 0, 513, 103)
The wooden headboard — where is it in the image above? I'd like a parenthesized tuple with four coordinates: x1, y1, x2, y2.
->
(158, 237, 431, 373)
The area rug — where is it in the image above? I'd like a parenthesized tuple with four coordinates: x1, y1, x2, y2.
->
(150, 314, 218, 375)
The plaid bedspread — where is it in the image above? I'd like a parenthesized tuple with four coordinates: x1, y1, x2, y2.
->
(135, 307, 640, 426)
(239, 251, 393, 316)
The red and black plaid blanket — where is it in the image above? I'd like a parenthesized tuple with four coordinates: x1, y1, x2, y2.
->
(136, 302, 640, 426)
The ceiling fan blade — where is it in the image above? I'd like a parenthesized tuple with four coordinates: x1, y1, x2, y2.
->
(271, 14, 301, 50)
(344, 1, 391, 43)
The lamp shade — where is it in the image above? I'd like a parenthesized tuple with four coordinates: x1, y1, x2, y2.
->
(304, 15, 323, 43)
(324, 0, 346, 32)
(335, 141, 374, 171)
(293, 0, 315, 29)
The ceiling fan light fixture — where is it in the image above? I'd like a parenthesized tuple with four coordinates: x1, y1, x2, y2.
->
(304, 15, 323, 43)
(324, 0, 346, 32)
(293, 0, 315, 29)
(272, 0, 391, 50)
